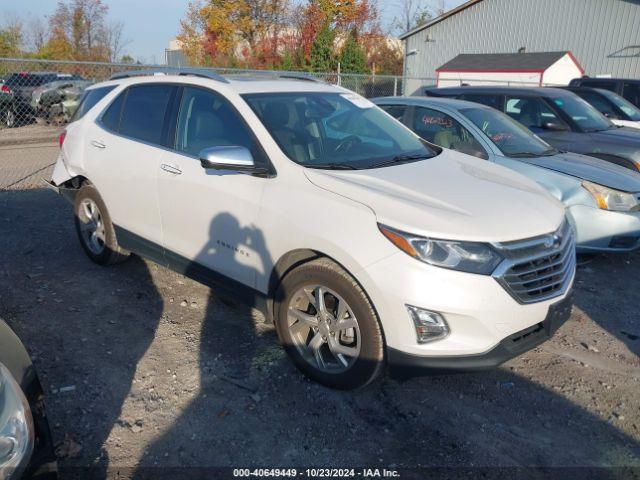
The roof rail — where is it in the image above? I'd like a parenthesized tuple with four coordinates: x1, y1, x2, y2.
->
(109, 68, 230, 84)
(276, 73, 322, 83)
(225, 71, 323, 83)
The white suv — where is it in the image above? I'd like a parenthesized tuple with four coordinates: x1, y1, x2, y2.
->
(49, 70, 575, 389)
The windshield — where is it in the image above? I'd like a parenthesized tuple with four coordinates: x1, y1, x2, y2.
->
(550, 95, 614, 132)
(461, 107, 556, 157)
(597, 89, 640, 121)
(242, 92, 437, 169)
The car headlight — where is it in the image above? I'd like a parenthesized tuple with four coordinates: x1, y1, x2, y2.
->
(582, 181, 640, 212)
(378, 224, 503, 274)
(0, 364, 34, 480)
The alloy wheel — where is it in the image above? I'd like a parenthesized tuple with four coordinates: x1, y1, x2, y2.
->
(287, 285, 361, 373)
(77, 198, 106, 255)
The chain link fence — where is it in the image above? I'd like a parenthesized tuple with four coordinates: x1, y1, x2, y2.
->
(0, 57, 573, 190)
(0, 57, 402, 133)
(0, 57, 403, 190)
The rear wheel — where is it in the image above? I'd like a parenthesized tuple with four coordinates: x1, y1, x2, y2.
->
(73, 184, 130, 265)
(275, 258, 385, 389)
(3, 107, 15, 128)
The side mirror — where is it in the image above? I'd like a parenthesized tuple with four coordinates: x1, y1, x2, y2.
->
(541, 121, 569, 132)
(199, 146, 269, 176)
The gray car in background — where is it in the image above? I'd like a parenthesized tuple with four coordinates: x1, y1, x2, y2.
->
(374, 96, 640, 252)
(31, 79, 92, 123)
(423, 86, 640, 173)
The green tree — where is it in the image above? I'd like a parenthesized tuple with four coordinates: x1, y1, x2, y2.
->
(339, 28, 366, 73)
(280, 48, 295, 71)
(310, 22, 334, 72)
(0, 24, 23, 57)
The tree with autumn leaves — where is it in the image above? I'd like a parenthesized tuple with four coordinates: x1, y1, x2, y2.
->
(0, 0, 130, 62)
(177, 0, 402, 74)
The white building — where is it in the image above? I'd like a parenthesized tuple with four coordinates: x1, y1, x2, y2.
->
(435, 51, 584, 87)
(400, 0, 640, 95)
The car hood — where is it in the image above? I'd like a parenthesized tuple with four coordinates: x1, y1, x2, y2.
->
(590, 126, 640, 146)
(304, 150, 565, 242)
(518, 151, 640, 192)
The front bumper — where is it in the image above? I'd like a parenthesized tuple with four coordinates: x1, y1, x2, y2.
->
(360, 249, 574, 359)
(568, 205, 640, 252)
(387, 294, 573, 376)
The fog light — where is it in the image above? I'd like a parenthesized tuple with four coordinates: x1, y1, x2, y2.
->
(406, 305, 449, 344)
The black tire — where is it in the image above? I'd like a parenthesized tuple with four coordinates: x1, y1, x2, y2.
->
(274, 258, 385, 389)
(73, 184, 130, 265)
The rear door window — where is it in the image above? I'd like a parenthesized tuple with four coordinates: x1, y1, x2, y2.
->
(118, 84, 175, 146)
(71, 86, 116, 122)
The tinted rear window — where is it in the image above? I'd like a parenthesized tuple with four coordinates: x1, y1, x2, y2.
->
(118, 84, 174, 145)
(6, 73, 57, 88)
(459, 94, 502, 110)
(71, 86, 116, 122)
(581, 79, 617, 91)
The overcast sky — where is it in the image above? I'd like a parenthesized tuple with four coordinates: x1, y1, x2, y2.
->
(3, 0, 466, 62)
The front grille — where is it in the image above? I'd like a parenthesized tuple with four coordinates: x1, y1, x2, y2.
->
(493, 220, 576, 304)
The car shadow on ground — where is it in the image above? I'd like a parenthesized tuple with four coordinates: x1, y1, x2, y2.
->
(0, 188, 639, 479)
(573, 253, 640, 358)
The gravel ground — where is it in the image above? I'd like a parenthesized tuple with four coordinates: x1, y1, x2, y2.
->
(0, 142, 57, 189)
(0, 148, 639, 478)
(0, 122, 61, 147)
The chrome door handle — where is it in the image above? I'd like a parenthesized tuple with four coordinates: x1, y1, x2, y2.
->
(91, 140, 106, 149)
(161, 163, 182, 175)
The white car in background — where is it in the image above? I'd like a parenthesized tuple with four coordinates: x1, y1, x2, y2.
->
(48, 70, 575, 389)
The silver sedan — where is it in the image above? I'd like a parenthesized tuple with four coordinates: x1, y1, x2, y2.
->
(374, 96, 640, 253)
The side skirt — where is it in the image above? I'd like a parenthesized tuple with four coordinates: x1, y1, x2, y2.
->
(114, 225, 269, 315)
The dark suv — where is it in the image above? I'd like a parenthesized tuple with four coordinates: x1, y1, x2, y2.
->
(1, 72, 81, 127)
(424, 86, 640, 172)
(562, 86, 640, 127)
(569, 77, 640, 108)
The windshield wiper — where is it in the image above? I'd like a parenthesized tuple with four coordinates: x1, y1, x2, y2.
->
(540, 148, 558, 156)
(370, 154, 432, 169)
(508, 152, 541, 158)
(306, 162, 358, 170)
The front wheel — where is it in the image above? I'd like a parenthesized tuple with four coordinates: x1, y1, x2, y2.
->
(275, 258, 385, 389)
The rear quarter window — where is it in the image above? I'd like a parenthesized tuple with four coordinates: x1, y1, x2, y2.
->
(459, 94, 502, 110)
(71, 86, 116, 122)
